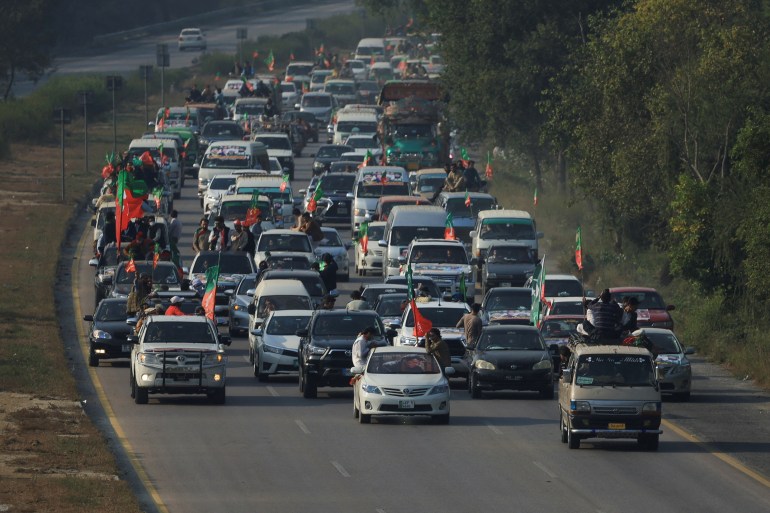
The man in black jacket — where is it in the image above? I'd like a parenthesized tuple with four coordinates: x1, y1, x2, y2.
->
(585, 289, 623, 341)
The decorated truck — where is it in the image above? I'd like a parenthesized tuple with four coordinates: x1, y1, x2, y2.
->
(377, 80, 449, 171)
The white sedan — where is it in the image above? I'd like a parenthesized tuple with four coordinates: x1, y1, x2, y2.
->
(352, 346, 453, 424)
(316, 227, 351, 281)
(249, 310, 312, 382)
(178, 28, 207, 51)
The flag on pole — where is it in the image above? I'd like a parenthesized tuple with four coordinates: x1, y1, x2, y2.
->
(202, 265, 220, 321)
(485, 151, 493, 180)
(290, 52, 295, 61)
(410, 299, 432, 339)
(252, 50, 259, 59)
(539, 254, 547, 302)
(152, 243, 160, 269)
(533, 187, 538, 206)
(241, 76, 254, 92)
(575, 226, 584, 270)
(444, 213, 455, 240)
(459, 273, 467, 302)
(307, 186, 324, 212)
(359, 221, 369, 254)
(464, 190, 472, 208)
(264, 50, 275, 71)
(460, 147, 470, 167)
(362, 150, 373, 167)
(316, 44, 324, 56)
(124, 259, 136, 273)
(215, 71, 221, 81)
(244, 191, 261, 227)
(279, 173, 290, 192)
(406, 17, 414, 28)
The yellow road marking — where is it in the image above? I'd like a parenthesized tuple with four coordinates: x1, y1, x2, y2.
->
(73, 225, 169, 513)
(662, 419, 770, 490)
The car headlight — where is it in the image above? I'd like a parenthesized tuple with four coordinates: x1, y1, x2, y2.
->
(475, 359, 495, 370)
(428, 384, 448, 395)
(354, 208, 367, 217)
(486, 273, 497, 279)
(570, 400, 591, 412)
(401, 336, 418, 346)
(308, 344, 327, 355)
(138, 352, 161, 365)
(361, 383, 381, 394)
(92, 330, 112, 340)
(199, 178, 209, 186)
(104, 268, 115, 279)
(642, 402, 661, 414)
(203, 353, 225, 365)
(263, 344, 283, 355)
(533, 359, 552, 370)
(313, 161, 325, 169)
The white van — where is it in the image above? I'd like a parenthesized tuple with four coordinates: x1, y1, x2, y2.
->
(197, 141, 269, 206)
(355, 38, 386, 62)
(471, 209, 543, 262)
(247, 279, 313, 329)
(331, 109, 379, 145)
(234, 174, 294, 228)
(127, 138, 183, 199)
(380, 205, 447, 280)
(349, 166, 410, 236)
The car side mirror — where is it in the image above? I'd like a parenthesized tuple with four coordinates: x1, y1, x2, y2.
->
(371, 214, 379, 221)
(562, 368, 572, 382)
(309, 153, 316, 158)
(666, 305, 676, 311)
(193, 163, 200, 170)
(220, 335, 232, 346)
(127, 334, 139, 344)
(385, 328, 398, 339)
(548, 343, 559, 355)
(397, 256, 406, 265)
(444, 367, 456, 376)
(88, 258, 99, 267)
(295, 328, 309, 337)
(350, 366, 363, 375)
(246, 288, 255, 297)
(346, 192, 354, 199)
(684, 347, 696, 355)
(247, 303, 256, 315)
(83, 314, 94, 322)
(655, 367, 666, 382)
(250, 328, 263, 337)
(470, 258, 478, 266)
(224, 289, 234, 296)
(378, 239, 387, 248)
(126, 317, 138, 327)
(294, 103, 301, 110)
(299, 189, 306, 195)
(536, 231, 544, 239)
(469, 230, 477, 238)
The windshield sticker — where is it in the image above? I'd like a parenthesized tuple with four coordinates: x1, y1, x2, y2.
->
(208, 145, 247, 157)
(490, 310, 530, 319)
(576, 376, 593, 385)
(359, 169, 406, 183)
(637, 309, 651, 320)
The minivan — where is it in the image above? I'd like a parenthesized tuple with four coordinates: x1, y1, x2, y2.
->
(247, 279, 313, 329)
(349, 166, 410, 236)
(197, 141, 269, 206)
(471, 209, 543, 262)
(380, 205, 447, 280)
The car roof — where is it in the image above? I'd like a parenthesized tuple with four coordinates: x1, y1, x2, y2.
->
(609, 286, 658, 293)
(313, 309, 379, 317)
(260, 229, 306, 235)
(572, 344, 653, 357)
(378, 195, 428, 203)
(145, 315, 211, 324)
(477, 209, 531, 220)
(255, 279, 310, 294)
(407, 299, 469, 309)
(546, 274, 581, 281)
(440, 192, 496, 200)
(482, 324, 540, 333)
(371, 346, 429, 355)
(637, 327, 676, 335)
(485, 287, 531, 294)
(262, 269, 320, 278)
(409, 238, 465, 246)
(549, 297, 585, 303)
(267, 309, 314, 318)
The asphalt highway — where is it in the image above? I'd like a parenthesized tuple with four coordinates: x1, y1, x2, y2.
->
(72, 140, 770, 513)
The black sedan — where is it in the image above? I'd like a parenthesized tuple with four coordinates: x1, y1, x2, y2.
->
(83, 298, 132, 367)
(481, 243, 537, 296)
(311, 144, 354, 175)
(466, 325, 554, 399)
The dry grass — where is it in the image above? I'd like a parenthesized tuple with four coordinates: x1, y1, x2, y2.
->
(0, 89, 183, 512)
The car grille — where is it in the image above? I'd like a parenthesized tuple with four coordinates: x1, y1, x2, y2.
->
(379, 404, 432, 412)
(381, 387, 430, 397)
(419, 273, 456, 292)
(325, 199, 352, 218)
(371, 249, 383, 257)
(593, 406, 638, 415)
(324, 348, 353, 363)
(158, 351, 203, 367)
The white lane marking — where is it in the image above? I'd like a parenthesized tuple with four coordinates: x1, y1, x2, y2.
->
(241, 355, 250, 363)
(486, 423, 503, 435)
(533, 461, 558, 479)
(295, 419, 310, 435)
(376, 509, 387, 513)
(331, 461, 350, 478)
(266, 386, 280, 397)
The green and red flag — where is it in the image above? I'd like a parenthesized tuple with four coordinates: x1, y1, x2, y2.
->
(264, 50, 275, 71)
(124, 259, 136, 273)
(241, 76, 254, 92)
(152, 243, 161, 269)
(201, 265, 220, 321)
(279, 174, 290, 192)
(406, 17, 414, 28)
(244, 191, 262, 227)
(539, 254, 547, 302)
(290, 52, 295, 61)
(316, 44, 325, 56)
(411, 299, 432, 339)
(464, 190, 471, 208)
(361, 149, 373, 168)
(459, 272, 467, 302)
(215, 71, 221, 82)
(115, 169, 149, 251)
(444, 212, 455, 240)
(485, 151, 493, 180)
(533, 187, 538, 206)
(575, 227, 583, 270)
(252, 50, 259, 59)
(460, 147, 470, 167)
(307, 186, 324, 212)
(359, 220, 369, 254)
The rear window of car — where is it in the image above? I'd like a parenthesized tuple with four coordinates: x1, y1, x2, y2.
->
(312, 314, 381, 336)
(610, 291, 665, 309)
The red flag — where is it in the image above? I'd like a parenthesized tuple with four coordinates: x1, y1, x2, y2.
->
(411, 299, 432, 338)
(290, 52, 295, 61)
(370, 56, 375, 66)
(485, 151, 493, 180)
(252, 50, 259, 59)
(124, 259, 136, 273)
(464, 191, 471, 208)
(307, 186, 323, 213)
(406, 17, 414, 28)
(152, 244, 160, 269)
(444, 213, 455, 240)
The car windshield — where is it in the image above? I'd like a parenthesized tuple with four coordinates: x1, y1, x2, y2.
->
(480, 219, 535, 240)
(544, 279, 583, 298)
(181, 29, 201, 36)
(385, 278, 440, 298)
(319, 174, 356, 192)
(325, 83, 356, 95)
(477, 330, 545, 351)
(191, 254, 254, 274)
(263, 274, 326, 298)
(330, 162, 360, 173)
(202, 123, 242, 138)
(99, 246, 121, 267)
(405, 307, 466, 328)
(266, 315, 311, 335)
(313, 314, 382, 336)
(288, 64, 314, 76)
(267, 256, 311, 270)
(392, 124, 433, 138)
(575, 355, 656, 387)
(356, 182, 410, 198)
(311, 73, 330, 84)
(258, 233, 312, 252)
(417, 175, 445, 193)
(256, 137, 291, 150)
(303, 96, 331, 108)
(126, 148, 177, 162)
(235, 104, 265, 116)
(485, 290, 531, 311)
(95, 300, 128, 322)
(445, 197, 495, 217)
(316, 146, 353, 158)
(362, 286, 408, 303)
(281, 83, 296, 93)
(410, 246, 468, 265)
(366, 352, 440, 374)
(143, 321, 217, 344)
(258, 295, 313, 318)
(358, 82, 379, 91)
(366, 225, 385, 242)
(217, 200, 271, 221)
(644, 332, 683, 355)
(346, 137, 378, 149)
(541, 319, 581, 339)
(487, 246, 534, 264)
(319, 231, 343, 248)
(390, 226, 444, 246)
(337, 121, 378, 133)
(380, 200, 424, 218)
(610, 291, 666, 309)
(116, 264, 179, 285)
(376, 295, 408, 317)
(549, 301, 585, 316)
(201, 155, 250, 169)
(236, 276, 257, 295)
(208, 176, 237, 191)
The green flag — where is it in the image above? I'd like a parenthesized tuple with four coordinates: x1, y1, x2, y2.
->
(202, 265, 220, 321)
(459, 272, 467, 302)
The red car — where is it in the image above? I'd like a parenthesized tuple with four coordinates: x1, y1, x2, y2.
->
(609, 287, 675, 330)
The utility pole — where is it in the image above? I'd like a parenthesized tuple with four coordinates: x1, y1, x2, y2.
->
(105, 76, 123, 156)
(53, 108, 72, 203)
(77, 90, 93, 177)
(139, 65, 153, 126)
(236, 27, 247, 69)
(156, 44, 169, 109)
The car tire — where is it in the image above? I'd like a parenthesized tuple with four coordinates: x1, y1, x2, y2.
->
(248, 346, 254, 364)
(253, 352, 260, 378)
(199, 198, 204, 208)
(560, 413, 568, 443)
(134, 385, 149, 405)
(539, 384, 554, 400)
(209, 387, 226, 405)
(88, 347, 99, 367)
(638, 434, 659, 451)
(257, 367, 269, 383)
(303, 374, 317, 399)
(130, 373, 136, 398)
(481, 281, 487, 299)
(469, 372, 482, 399)
(567, 426, 580, 449)
(354, 399, 360, 419)
(299, 365, 305, 393)
(433, 413, 450, 425)
(358, 410, 371, 424)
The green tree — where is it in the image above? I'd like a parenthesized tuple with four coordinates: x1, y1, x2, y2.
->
(0, 0, 55, 100)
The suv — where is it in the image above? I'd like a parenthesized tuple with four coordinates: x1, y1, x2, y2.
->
(129, 316, 230, 404)
(252, 133, 295, 179)
(297, 310, 389, 398)
(400, 239, 476, 299)
(481, 243, 537, 296)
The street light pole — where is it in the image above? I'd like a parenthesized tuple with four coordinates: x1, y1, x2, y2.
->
(53, 108, 72, 203)
(139, 65, 153, 126)
(157, 44, 169, 109)
(105, 76, 123, 157)
(77, 90, 93, 176)
(236, 27, 247, 69)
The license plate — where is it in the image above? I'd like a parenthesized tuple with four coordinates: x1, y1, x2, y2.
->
(608, 423, 625, 430)
(505, 375, 523, 380)
(399, 400, 415, 409)
(122, 344, 130, 352)
(501, 282, 511, 287)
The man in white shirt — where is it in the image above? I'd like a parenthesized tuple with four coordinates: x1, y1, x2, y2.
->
(352, 326, 377, 369)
